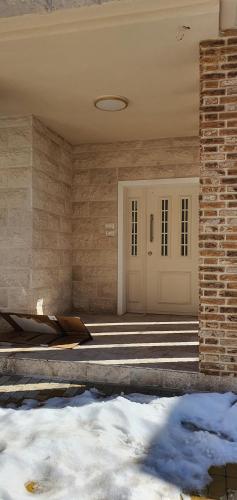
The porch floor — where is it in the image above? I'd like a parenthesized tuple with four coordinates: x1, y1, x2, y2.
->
(79, 313, 199, 372)
(1, 313, 199, 371)
(0, 313, 236, 393)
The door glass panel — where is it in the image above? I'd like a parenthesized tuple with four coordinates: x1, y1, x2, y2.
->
(131, 200, 138, 256)
(161, 199, 168, 256)
(181, 198, 189, 256)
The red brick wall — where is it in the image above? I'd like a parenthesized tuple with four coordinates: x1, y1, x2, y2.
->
(200, 30, 237, 376)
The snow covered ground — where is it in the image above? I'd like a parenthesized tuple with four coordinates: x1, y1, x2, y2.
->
(0, 390, 236, 500)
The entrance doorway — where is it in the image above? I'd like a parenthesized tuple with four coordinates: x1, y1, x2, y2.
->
(118, 179, 199, 315)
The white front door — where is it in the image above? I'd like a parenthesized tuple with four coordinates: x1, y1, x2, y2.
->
(125, 182, 199, 315)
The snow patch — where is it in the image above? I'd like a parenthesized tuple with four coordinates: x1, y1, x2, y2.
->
(0, 391, 236, 499)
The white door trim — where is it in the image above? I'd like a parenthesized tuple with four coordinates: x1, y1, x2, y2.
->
(117, 177, 199, 315)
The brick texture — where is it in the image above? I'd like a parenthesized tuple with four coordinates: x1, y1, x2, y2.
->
(200, 30, 237, 376)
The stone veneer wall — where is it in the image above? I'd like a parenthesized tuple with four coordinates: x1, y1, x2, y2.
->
(0, 118, 199, 317)
(200, 30, 237, 375)
(72, 138, 200, 313)
(0, 116, 33, 314)
(31, 118, 72, 314)
(0, 115, 72, 317)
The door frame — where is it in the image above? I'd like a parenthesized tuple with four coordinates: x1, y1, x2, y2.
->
(117, 177, 199, 315)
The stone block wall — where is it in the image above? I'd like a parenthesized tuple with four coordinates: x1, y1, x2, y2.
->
(0, 116, 33, 313)
(199, 30, 237, 375)
(0, 115, 72, 317)
(31, 118, 72, 314)
(73, 138, 200, 313)
(0, 117, 199, 318)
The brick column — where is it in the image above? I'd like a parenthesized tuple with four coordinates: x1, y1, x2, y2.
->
(200, 30, 237, 375)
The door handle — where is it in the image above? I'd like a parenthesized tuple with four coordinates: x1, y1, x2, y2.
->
(148, 251, 152, 256)
(150, 214, 154, 242)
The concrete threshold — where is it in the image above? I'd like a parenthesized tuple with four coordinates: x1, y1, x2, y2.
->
(0, 355, 236, 394)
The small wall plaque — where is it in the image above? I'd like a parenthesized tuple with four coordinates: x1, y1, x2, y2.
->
(105, 223, 115, 230)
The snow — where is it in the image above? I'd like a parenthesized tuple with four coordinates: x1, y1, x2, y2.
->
(0, 390, 236, 499)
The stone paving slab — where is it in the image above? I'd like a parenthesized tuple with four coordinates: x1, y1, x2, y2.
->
(205, 465, 237, 500)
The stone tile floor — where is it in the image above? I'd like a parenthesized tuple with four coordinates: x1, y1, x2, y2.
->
(80, 313, 199, 371)
(0, 313, 199, 371)
(202, 464, 237, 499)
(0, 374, 236, 500)
(188, 467, 237, 499)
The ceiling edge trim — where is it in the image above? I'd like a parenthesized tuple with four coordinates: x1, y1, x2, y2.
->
(0, 0, 219, 42)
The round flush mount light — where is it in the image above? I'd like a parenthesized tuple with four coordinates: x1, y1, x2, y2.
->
(94, 95, 129, 112)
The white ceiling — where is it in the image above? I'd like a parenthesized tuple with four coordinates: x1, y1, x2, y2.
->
(0, 0, 220, 144)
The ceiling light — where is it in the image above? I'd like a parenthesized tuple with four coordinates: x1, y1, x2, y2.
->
(94, 95, 128, 112)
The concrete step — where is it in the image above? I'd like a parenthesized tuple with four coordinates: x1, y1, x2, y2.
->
(0, 355, 236, 394)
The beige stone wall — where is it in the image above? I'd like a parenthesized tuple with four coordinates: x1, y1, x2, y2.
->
(73, 137, 200, 313)
(0, 117, 199, 317)
(0, 116, 33, 314)
(31, 118, 73, 314)
(0, 115, 72, 317)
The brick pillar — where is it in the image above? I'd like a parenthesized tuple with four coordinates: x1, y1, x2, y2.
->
(200, 30, 237, 376)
